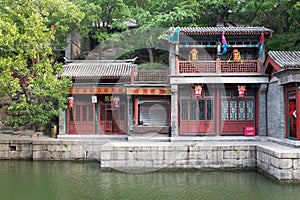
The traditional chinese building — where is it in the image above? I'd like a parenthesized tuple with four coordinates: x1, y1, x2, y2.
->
(59, 60, 171, 137)
(59, 26, 278, 139)
(166, 27, 272, 137)
(265, 51, 300, 140)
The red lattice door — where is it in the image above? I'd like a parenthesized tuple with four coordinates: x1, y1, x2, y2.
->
(67, 102, 95, 134)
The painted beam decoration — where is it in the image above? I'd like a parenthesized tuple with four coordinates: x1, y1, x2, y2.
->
(158, 27, 179, 44)
(127, 88, 171, 95)
(68, 87, 126, 94)
(68, 87, 171, 95)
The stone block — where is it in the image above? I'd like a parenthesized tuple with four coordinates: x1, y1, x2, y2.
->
(187, 159, 203, 168)
(101, 160, 126, 169)
(33, 151, 51, 160)
(222, 159, 242, 168)
(153, 160, 169, 168)
(111, 151, 126, 160)
(150, 151, 165, 160)
(261, 153, 271, 163)
(174, 160, 189, 169)
(101, 151, 112, 160)
(165, 151, 187, 161)
(32, 144, 47, 151)
(270, 157, 280, 168)
(278, 159, 293, 169)
(269, 165, 280, 179)
(206, 150, 223, 160)
(86, 151, 101, 160)
(278, 152, 299, 159)
(293, 170, 300, 180)
(256, 151, 262, 161)
(188, 151, 206, 159)
(224, 150, 248, 159)
(70, 151, 85, 159)
(279, 169, 293, 180)
(0, 144, 10, 150)
(242, 159, 256, 168)
(293, 159, 300, 169)
(125, 160, 153, 168)
(19, 150, 32, 158)
(259, 161, 269, 172)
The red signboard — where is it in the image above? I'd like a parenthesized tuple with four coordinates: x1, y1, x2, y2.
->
(244, 126, 255, 136)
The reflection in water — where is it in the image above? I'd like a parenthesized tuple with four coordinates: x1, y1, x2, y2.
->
(0, 160, 300, 200)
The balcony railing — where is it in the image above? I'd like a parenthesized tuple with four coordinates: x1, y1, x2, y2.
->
(134, 70, 169, 83)
(177, 60, 260, 74)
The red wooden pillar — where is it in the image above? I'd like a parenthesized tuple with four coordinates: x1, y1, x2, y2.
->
(215, 87, 221, 135)
(176, 58, 179, 74)
(130, 69, 135, 84)
(296, 89, 300, 140)
(134, 97, 139, 125)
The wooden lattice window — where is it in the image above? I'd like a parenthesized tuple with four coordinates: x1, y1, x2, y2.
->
(198, 99, 213, 120)
(221, 88, 255, 121)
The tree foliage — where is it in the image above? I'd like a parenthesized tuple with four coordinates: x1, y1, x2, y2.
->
(0, 0, 84, 129)
(74, 0, 299, 62)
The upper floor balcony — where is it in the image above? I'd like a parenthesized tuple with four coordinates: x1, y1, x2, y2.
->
(176, 60, 261, 75)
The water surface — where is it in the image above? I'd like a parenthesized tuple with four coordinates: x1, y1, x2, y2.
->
(0, 160, 299, 200)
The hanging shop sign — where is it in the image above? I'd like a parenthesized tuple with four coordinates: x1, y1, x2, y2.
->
(91, 96, 97, 103)
(113, 96, 120, 108)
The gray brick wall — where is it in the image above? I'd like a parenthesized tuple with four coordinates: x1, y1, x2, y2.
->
(267, 78, 286, 138)
(258, 84, 268, 136)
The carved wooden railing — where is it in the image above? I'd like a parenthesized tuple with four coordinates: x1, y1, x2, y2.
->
(134, 70, 169, 83)
(177, 60, 260, 74)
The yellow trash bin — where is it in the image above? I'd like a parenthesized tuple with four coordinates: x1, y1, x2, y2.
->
(51, 125, 57, 138)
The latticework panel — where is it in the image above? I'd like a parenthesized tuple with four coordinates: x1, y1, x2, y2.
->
(178, 61, 259, 74)
(179, 62, 216, 73)
(135, 70, 168, 83)
(221, 61, 258, 73)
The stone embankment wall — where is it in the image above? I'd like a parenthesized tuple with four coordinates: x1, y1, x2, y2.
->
(1, 139, 300, 182)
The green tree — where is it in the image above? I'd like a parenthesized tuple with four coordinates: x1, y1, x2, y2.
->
(0, 0, 84, 130)
(74, 0, 131, 43)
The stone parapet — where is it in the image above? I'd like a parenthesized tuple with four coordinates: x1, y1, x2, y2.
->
(1, 138, 300, 182)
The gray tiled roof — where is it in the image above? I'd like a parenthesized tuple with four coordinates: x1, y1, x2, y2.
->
(62, 61, 137, 79)
(268, 51, 300, 69)
(170, 26, 272, 37)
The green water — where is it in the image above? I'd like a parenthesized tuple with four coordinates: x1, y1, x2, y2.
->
(0, 160, 300, 200)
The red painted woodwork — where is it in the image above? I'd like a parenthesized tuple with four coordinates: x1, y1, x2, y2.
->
(179, 121, 215, 135)
(221, 120, 254, 135)
(178, 60, 260, 74)
(98, 103, 126, 135)
(67, 102, 95, 134)
(179, 85, 256, 135)
(296, 90, 300, 140)
(284, 85, 297, 139)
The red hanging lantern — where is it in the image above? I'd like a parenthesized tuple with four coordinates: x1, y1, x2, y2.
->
(194, 85, 202, 98)
(238, 85, 246, 98)
(67, 97, 73, 109)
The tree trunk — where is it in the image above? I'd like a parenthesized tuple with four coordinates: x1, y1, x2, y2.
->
(147, 47, 154, 63)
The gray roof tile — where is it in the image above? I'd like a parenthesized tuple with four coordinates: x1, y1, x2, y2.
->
(169, 26, 272, 37)
(268, 51, 300, 69)
(62, 61, 137, 79)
